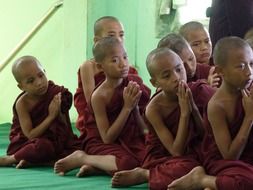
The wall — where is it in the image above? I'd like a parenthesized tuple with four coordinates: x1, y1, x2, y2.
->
(1, 0, 211, 123)
(0, 0, 87, 123)
(86, 0, 159, 91)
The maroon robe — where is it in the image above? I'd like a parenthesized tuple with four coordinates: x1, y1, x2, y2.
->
(74, 65, 138, 135)
(143, 81, 214, 190)
(7, 81, 81, 163)
(82, 74, 150, 174)
(188, 63, 211, 83)
(201, 96, 253, 190)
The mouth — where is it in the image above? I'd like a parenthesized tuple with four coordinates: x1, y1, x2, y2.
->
(201, 53, 210, 58)
(121, 69, 129, 75)
(38, 86, 47, 93)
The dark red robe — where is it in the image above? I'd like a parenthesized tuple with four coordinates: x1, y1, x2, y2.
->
(201, 96, 253, 190)
(7, 81, 81, 163)
(82, 74, 150, 174)
(188, 63, 211, 83)
(143, 81, 214, 190)
(74, 66, 138, 136)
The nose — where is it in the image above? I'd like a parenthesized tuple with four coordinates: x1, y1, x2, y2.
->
(171, 70, 180, 82)
(200, 42, 208, 50)
(245, 63, 253, 77)
(119, 58, 128, 67)
(35, 78, 43, 87)
(116, 36, 124, 43)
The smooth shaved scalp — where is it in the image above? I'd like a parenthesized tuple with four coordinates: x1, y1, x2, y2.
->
(12, 55, 42, 82)
(213, 36, 250, 66)
(157, 33, 189, 54)
(94, 16, 120, 36)
(179, 21, 205, 40)
(92, 36, 122, 63)
(146, 47, 176, 77)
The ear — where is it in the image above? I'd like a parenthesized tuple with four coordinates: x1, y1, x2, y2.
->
(150, 77, 158, 88)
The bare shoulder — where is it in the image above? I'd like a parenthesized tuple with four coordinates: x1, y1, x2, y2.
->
(80, 59, 96, 71)
(91, 84, 107, 103)
(15, 93, 30, 113)
(146, 94, 163, 118)
(207, 94, 225, 119)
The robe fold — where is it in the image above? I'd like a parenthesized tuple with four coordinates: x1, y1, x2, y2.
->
(201, 96, 253, 190)
(188, 63, 211, 83)
(7, 81, 81, 163)
(74, 66, 138, 135)
(82, 74, 150, 174)
(143, 81, 214, 190)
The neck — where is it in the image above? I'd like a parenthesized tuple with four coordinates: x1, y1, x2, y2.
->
(162, 90, 178, 102)
(104, 77, 124, 88)
(220, 82, 241, 98)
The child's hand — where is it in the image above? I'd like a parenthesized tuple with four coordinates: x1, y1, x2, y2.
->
(123, 81, 142, 111)
(48, 93, 61, 119)
(177, 81, 191, 117)
(207, 66, 220, 88)
(242, 88, 253, 119)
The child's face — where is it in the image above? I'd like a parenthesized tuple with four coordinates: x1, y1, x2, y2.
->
(98, 20, 124, 42)
(101, 44, 129, 79)
(221, 47, 253, 90)
(151, 53, 187, 94)
(187, 28, 212, 64)
(178, 46, 197, 79)
(18, 61, 48, 96)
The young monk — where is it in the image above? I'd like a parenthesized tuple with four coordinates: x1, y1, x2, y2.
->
(54, 36, 150, 177)
(74, 16, 138, 135)
(0, 56, 80, 168)
(179, 21, 213, 66)
(167, 37, 253, 190)
(157, 33, 220, 88)
(111, 47, 215, 190)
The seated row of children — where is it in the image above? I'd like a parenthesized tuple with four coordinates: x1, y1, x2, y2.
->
(1, 16, 253, 190)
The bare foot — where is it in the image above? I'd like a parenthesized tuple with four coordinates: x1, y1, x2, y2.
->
(111, 167, 148, 187)
(76, 164, 104, 177)
(167, 166, 206, 190)
(54, 150, 87, 176)
(0, 155, 17, 166)
(16, 160, 31, 169)
(204, 188, 213, 190)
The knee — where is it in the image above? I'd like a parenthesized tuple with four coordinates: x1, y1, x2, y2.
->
(34, 138, 55, 157)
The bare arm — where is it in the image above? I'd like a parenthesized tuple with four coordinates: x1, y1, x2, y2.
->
(133, 104, 148, 134)
(80, 60, 97, 103)
(147, 82, 191, 156)
(91, 81, 141, 144)
(188, 90, 204, 137)
(16, 93, 61, 139)
(208, 92, 253, 159)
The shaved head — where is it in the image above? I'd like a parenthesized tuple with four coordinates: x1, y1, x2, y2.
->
(146, 47, 179, 77)
(94, 16, 120, 36)
(179, 21, 205, 40)
(157, 33, 189, 54)
(213, 36, 250, 66)
(12, 55, 43, 82)
(92, 36, 122, 63)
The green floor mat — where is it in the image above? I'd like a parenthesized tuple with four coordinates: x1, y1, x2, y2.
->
(0, 123, 148, 189)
